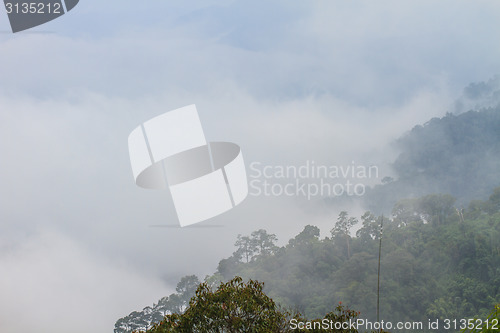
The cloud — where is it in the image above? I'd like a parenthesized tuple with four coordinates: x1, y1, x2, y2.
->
(1, 0, 500, 330)
(0, 75, 453, 284)
(0, 230, 171, 333)
(2, 1, 499, 103)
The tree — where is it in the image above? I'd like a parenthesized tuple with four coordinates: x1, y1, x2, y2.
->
(250, 229, 278, 257)
(461, 304, 500, 333)
(484, 187, 500, 214)
(144, 277, 370, 333)
(119, 188, 500, 331)
(331, 211, 358, 259)
(114, 275, 201, 333)
(418, 194, 456, 226)
(216, 255, 241, 280)
(234, 234, 256, 263)
(288, 225, 320, 247)
(356, 212, 381, 241)
(175, 275, 200, 307)
(391, 198, 422, 227)
(145, 277, 290, 332)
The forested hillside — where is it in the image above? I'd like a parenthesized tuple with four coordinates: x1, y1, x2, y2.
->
(215, 190, 500, 332)
(364, 79, 500, 213)
(116, 189, 500, 333)
(115, 79, 500, 333)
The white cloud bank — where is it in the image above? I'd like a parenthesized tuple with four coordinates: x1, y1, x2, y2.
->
(0, 230, 170, 333)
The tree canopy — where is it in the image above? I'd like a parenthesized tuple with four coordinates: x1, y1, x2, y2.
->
(364, 103, 500, 213)
(117, 188, 500, 333)
(144, 277, 371, 333)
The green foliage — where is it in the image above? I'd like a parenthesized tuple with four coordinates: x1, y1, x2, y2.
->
(461, 304, 500, 333)
(144, 277, 377, 333)
(117, 189, 500, 333)
(331, 211, 358, 259)
(232, 229, 278, 263)
(291, 303, 376, 333)
(215, 189, 500, 332)
(365, 102, 500, 214)
(289, 225, 321, 248)
(356, 212, 382, 242)
(331, 211, 358, 238)
(390, 194, 456, 227)
(145, 277, 289, 333)
(114, 276, 201, 333)
(217, 229, 279, 278)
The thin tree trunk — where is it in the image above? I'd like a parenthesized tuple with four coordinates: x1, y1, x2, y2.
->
(377, 216, 384, 333)
(346, 234, 350, 259)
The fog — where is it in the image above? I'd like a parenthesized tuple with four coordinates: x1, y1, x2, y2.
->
(1, 1, 500, 332)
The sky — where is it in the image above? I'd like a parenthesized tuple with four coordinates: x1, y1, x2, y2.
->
(1, 1, 500, 332)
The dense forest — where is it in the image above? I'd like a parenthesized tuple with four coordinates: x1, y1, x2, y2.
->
(115, 79, 500, 332)
(216, 191, 500, 331)
(363, 78, 500, 213)
(143, 277, 377, 333)
(115, 188, 500, 333)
